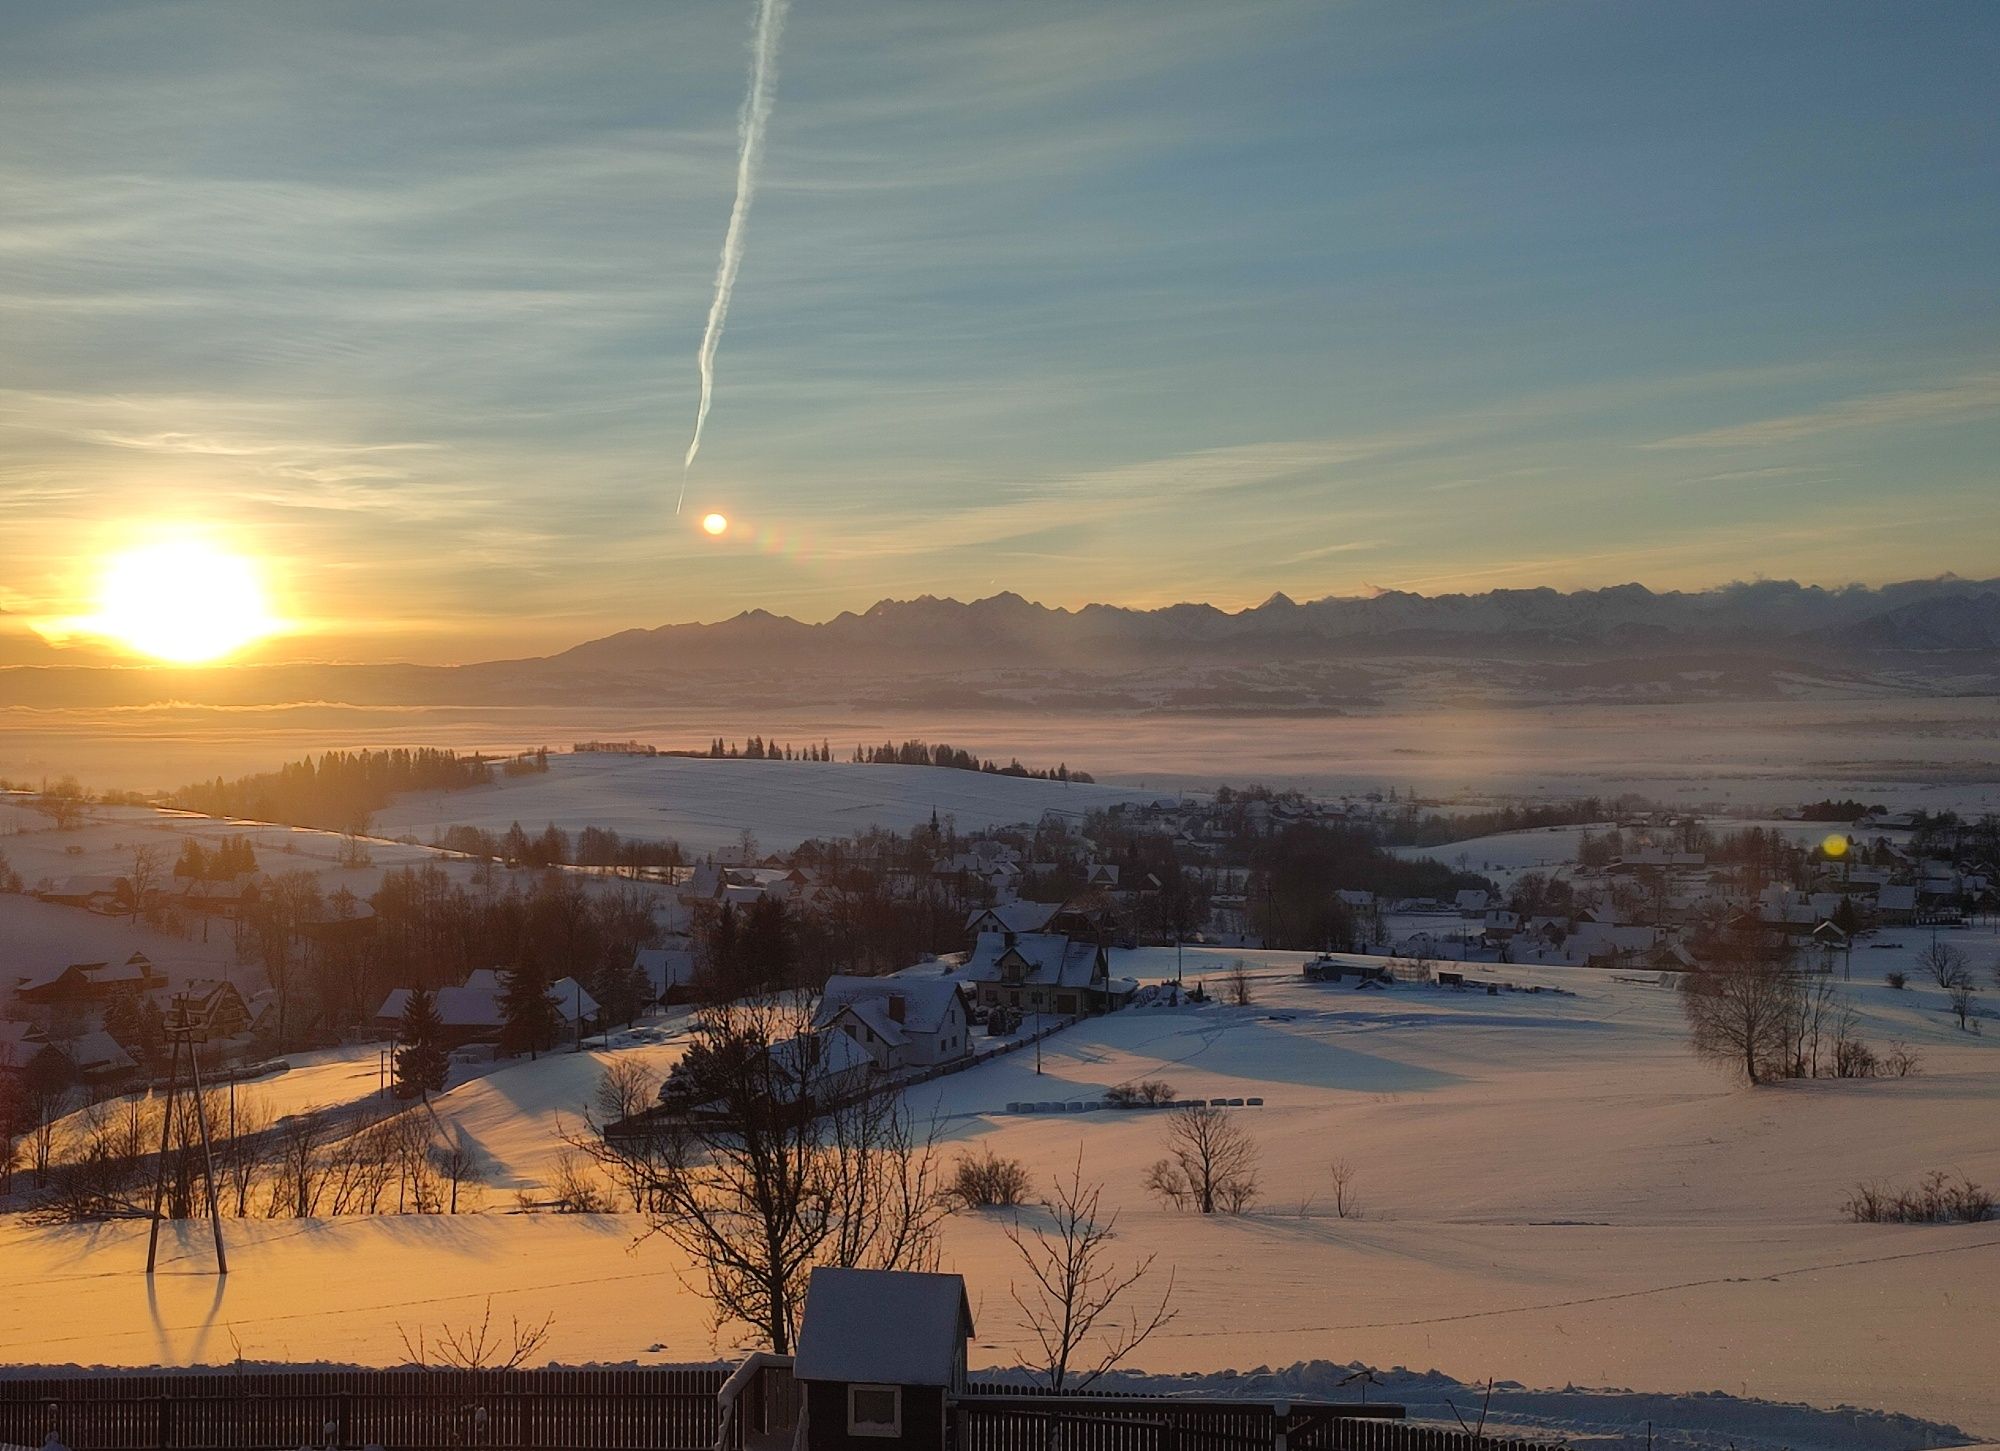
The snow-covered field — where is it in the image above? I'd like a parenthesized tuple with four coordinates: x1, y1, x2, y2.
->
(0, 795, 683, 989)
(6, 942, 1996, 1442)
(372, 754, 1178, 855)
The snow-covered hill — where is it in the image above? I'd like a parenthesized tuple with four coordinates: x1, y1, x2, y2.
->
(372, 753, 1176, 854)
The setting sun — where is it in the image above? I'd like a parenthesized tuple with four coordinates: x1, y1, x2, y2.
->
(92, 538, 277, 663)
(701, 512, 729, 536)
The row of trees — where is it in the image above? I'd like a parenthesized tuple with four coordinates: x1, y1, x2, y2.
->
(20, 1088, 485, 1223)
(174, 748, 491, 833)
(433, 821, 686, 874)
(853, 739, 1093, 782)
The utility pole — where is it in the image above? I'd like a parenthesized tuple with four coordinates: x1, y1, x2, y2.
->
(146, 995, 227, 1276)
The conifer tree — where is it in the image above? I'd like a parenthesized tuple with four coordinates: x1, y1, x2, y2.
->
(499, 964, 563, 1060)
(394, 986, 450, 1100)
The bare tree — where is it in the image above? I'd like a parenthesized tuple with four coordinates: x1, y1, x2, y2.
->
(1328, 1160, 1362, 1219)
(576, 995, 948, 1352)
(594, 1058, 659, 1124)
(1145, 1104, 1259, 1214)
(1223, 961, 1254, 1007)
(1679, 928, 1801, 1085)
(126, 843, 165, 923)
(271, 1108, 331, 1217)
(432, 1120, 485, 1214)
(1946, 972, 1978, 1031)
(398, 1297, 554, 1370)
(1004, 1156, 1176, 1390)
(1916, 941, 1970, 990)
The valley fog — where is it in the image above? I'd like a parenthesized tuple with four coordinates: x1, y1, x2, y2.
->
(4, 695, 1997, 811)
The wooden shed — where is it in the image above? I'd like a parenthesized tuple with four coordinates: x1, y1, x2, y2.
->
(791, 1268, 973, 1451)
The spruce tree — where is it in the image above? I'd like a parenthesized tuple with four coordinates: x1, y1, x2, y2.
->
(499, 964, 562, 1060)
(394, 987, 450, 1100)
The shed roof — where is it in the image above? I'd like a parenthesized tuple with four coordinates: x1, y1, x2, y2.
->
(792, 1268, 973, 1386)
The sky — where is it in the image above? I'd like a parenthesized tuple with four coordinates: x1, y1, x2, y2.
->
(1, 0, 1996, 664)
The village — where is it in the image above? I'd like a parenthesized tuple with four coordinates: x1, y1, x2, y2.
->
(1, 749, 1997, 1445)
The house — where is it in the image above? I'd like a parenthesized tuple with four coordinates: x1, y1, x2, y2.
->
(17, 1027, 139, 1087)
(813, 976, 972, 1072)
(1453, 889, 1490, 917)
(958, 930, 1129, 1016)
(964, 900, 1062, 939)
(34, 874, 130, 913)
(792, 1268, 973, 1451)
(768, 1029, 875, 1106)
(170, 980, 252, 1041)
(12, 952, 163, 1010)
(178, 873, 263, 919)
(634, 945, 699, 1004)
(0, 1019, 35, 1078)
(373, 968, 600, 1047)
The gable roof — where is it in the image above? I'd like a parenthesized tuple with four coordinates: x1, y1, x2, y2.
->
(793, 1268, 973, 1386)
(814, 976, 968, 1039)
(965, 900, 1062, 935)
(960, 931, 1105, 990)
(634, 947, 697, 995)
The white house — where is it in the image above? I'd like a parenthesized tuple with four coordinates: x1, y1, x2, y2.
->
(813, 976, 972, 1072)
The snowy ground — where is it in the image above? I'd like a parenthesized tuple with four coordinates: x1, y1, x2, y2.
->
(0, 796, 685, 990)
(371, 754, 1177, 856)
(5, 941, 1995, 1442)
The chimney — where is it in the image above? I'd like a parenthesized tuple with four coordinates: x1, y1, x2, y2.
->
(1003, 929, 1016, 948)
(888, 994, 906, 1024)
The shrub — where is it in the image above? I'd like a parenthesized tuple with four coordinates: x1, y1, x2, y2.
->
(1884, 971, 1906, 990)
(1883, 1041, 1921, 1078)
(1844, 1171, 1993, 1224)
(546, 1149, 612, 1213)
(951, 1149, 1032, 1209)
(1106, 1079, 1176, 1108)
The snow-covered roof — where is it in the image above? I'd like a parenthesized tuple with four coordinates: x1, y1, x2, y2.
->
(793, 1268, 973, 1386)
(1875, 885, 1917, 911)
(378, 970, 598, 1028)
(634, 947, 697, 995)
(768, 1028, 873, 1083)
(960, 931, 1104, 990)
(966, 900, 1062, 935)
(814, 975, 966, 1039)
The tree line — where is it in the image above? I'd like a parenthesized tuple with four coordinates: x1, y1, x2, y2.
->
(174, 748, 491, 832)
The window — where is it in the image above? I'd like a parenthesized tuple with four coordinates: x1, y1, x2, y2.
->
(847, 1384, 901, 1438)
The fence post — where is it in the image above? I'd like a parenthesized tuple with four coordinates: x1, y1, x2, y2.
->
(156, 1391, 172, 1451)
(1273, 1402, 1289, 1451)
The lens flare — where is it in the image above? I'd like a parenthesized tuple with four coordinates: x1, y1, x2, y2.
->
(1821, 833, 1849, 858)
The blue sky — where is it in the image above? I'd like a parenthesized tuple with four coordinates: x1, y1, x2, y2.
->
(1, 0, 1995, 661)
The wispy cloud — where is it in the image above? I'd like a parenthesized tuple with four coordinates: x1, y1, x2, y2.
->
(1643, 373, 2000, 449)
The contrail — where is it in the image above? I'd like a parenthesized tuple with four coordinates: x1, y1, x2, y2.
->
(679, 0, 789, 511)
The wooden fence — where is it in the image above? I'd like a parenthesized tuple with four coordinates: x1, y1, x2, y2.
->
(1, 1372, 1563, 1451)
(0, 1367, 726, 1451)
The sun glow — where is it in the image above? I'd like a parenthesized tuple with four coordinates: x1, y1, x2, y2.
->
(90, 537, 278, 663)
(702, 512, 729, 537)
